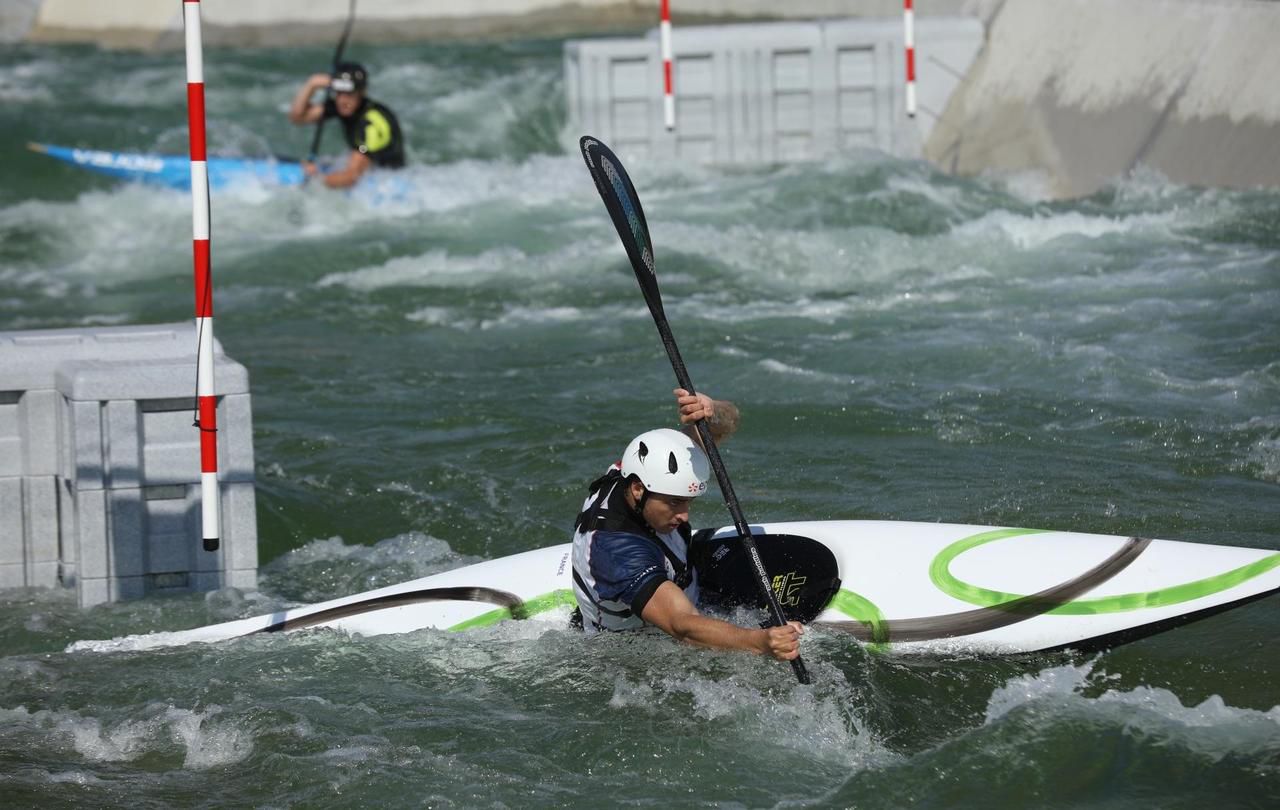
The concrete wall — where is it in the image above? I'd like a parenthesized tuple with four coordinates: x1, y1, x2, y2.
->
(15, 0, 975, 48)
(926, 0, 1280, 197)
(0, 0, 40, 43)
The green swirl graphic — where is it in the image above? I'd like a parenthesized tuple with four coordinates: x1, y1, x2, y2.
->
(930, 528, 1280, 614)
(827, 589, 890, 653)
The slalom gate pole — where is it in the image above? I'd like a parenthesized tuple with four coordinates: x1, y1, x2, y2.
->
(661, 0, 674, 130)
(904, 0, 917, 117)
(182, 0, 221, 553)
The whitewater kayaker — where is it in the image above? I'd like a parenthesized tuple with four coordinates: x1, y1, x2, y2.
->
(287, 61, 406, 189)
(571, 389, 804, 660)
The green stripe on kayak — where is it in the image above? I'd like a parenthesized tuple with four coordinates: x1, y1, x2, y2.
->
(827, 589, 890, 653)
(447, 588, 578, 632)
(931, 528, 1280, 614)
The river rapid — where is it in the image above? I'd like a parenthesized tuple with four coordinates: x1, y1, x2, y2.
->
(1, 36, 1278, 809)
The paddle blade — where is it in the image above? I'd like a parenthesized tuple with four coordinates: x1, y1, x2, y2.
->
(579, 136, 664, 318)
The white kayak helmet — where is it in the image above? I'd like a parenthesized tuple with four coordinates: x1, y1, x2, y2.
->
(621, 428, 711, 498)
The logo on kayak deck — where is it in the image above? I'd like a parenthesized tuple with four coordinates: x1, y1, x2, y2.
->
(771, 572, 807, 608)
(72, 149, 164, 173)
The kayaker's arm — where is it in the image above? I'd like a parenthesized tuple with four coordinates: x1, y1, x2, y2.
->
(307, 150, 371, 189)
(640, 580, 802, 660)
(675, 388, 740, 445)
(288, 73, 331, 125)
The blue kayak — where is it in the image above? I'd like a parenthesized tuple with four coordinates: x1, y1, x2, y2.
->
(29, 142, 306, 190)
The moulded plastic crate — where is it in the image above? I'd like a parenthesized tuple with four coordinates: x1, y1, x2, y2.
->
(55, 359, 254, 491)
(563, 16, 984, 165)
(0, 475, 58, 588)
(59, 480, 258, 607)
(0, 322, 260, 605)
(1, 324, 222, 480)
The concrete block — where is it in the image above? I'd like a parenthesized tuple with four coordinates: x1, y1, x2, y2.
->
(77, 575, 146, 608)
(106, 399, 141, 490)
(143, 484, 195, 574)
(58, 363, 253, 491)
(0, 391, 20, 477)
(55, 357, 249, 403)
(109, 488, 146, 579)
(64, 481, 258, 607)
(0, 476, 60, 588)
(221, 393, 256, 482)
(28, 561, 59, 588)
(0, 323, 222, 391)
(136, 399, 203, 487)
(217, 482, 259, 577)
(1, 322, 259, 604)
(192, 482, 257, 575)
(56, 477, 76, 585)
(225, 567, 257, 590)
(77, 578, 111, 608)
(61, 398, 103, 489)
(0, 389, 61, 479)
(151, 480, 257, 593)
(20, 389, 60, 476)
(0, 477, 21, 569)
(25, 476, 59, 581)
(190, 570, 225, 593)
(923, 0, 1280, 197)
(73, 488, 110, 581)
(0, 563, 25, 589)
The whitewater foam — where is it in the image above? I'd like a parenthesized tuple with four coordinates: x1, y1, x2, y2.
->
(987, 661, 1280, 747)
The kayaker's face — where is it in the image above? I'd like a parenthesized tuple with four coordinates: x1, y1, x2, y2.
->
(642, 492, 694, 534)
(334, 90, 362, 118)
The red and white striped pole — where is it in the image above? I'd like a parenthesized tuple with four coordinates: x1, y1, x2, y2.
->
(661, 0, 674, 130)
(904, 0, 917, 118)
(182, 0, 221, 553)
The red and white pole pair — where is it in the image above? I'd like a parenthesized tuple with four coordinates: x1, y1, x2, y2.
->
(904, 0, 917, 118)
(182, 0, 220, 552)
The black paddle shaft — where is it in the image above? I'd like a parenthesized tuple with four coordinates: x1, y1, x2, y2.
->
(307, 0, 358, 163)
(579, 135, 811, 685)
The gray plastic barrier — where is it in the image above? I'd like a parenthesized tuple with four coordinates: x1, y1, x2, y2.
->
(0, 323, 257, 606)
(564, 16, 983, 163)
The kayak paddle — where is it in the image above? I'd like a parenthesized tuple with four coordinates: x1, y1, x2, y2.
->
(579, 135, 811, 685)
(306, 0, 358, 166)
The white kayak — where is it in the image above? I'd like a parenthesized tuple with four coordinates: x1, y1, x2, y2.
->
(68, 520, 1280, 655)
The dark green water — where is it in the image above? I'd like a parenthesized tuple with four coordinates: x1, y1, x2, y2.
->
(2, 38, 1279, 809)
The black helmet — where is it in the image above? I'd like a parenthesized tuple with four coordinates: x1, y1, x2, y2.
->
(330, 61, 368, 93)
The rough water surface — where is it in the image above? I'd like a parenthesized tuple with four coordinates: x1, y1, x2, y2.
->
(1, 38, 1278, 809)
